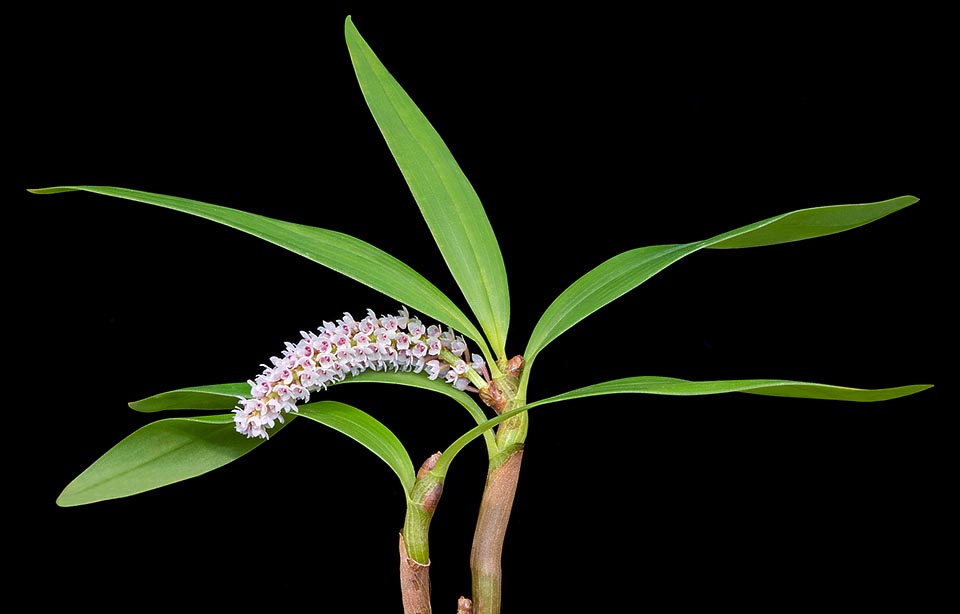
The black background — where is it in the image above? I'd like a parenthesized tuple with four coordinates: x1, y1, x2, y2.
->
(9, 3, 952, 611)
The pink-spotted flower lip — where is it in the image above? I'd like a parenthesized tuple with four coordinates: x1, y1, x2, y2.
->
(233, 306, 486, 439)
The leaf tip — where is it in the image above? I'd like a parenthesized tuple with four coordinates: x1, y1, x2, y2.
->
(55, 488, 80, 507)
(27, 186, 76, 195)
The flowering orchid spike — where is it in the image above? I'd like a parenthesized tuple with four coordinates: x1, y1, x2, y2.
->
(233, 307, 488, 438)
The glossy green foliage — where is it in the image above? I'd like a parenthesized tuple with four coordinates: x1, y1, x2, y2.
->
(129, 383, 249, 412)
(345, 17, 510, 361)
(533, 376, 932, 404)
(442, 377, 933, 460)
(60, 389, 416, 504)
(298, 401, 416, 495)
(28, 185, 492, 364)
(344, 370, 498, 459)
(37, 18, 931, 509)
(57, 413, 280, 507)
(522, 196, 919, 378)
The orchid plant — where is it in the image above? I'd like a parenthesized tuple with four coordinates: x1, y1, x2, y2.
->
(34, 16, 931, 614)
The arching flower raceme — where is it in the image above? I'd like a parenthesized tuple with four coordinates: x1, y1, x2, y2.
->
(233, 307, 486, 438)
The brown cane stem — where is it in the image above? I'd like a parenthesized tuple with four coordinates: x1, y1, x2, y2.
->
(469, 447, 524, 614)
(468, 355, 527, 613)
(399, 533, 432, 614)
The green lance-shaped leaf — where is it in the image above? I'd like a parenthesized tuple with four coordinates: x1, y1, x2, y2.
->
(298, 400, 416, 496)
(436, 377, 933, 472)
(345, 16, 510, 362)
(129, 374, 499, 458)
(531, 376, 933, 404)
(523, 196, 919, 374)
(57, 413, 285, 507)
(129, 383, 250, 412)
(130, 384, 420, 494)
(28, 185, 493, 363)
(343, 369, 499, 458)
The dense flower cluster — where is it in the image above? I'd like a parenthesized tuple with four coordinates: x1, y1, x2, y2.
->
(234, 307, 485, 438)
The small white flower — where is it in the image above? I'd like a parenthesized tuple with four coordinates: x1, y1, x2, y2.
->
(424, 359, 442, 380)
(408, 318, 425, 339)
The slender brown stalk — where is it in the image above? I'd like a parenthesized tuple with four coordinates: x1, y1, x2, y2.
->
(469, 355, 527, 614)
(469, 448, 524, 614)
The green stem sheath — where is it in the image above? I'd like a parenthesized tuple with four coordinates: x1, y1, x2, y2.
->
(403, 452, 444, 564)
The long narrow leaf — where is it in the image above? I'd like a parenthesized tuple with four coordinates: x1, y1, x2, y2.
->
(343, 369, 498, 458)
(129, 385, 417, 494)
(437, 376, 932, 471)
(524, 196, 918, 369)
(127, 375, 498, 457)
(531, 376, 933, 404)
(29, 185, 488, 352)
(345, 17, 510, 361)
(57, 413, 282, 506)
(298, 400, 416, 495)
(129, 383, 249, 412)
